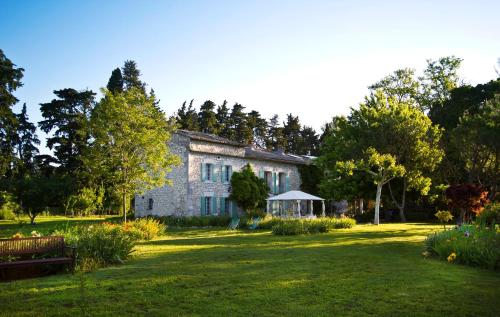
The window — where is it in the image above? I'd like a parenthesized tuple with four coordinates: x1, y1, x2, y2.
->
(223, 165, 232, 182)
(279, 172, 287, 193)
(201, 163, 215, 182)
(264, 171, 273, 190)
(147, 198, 154, 210)
(205, 196, 212, 215)
(206, 164, 212, 181)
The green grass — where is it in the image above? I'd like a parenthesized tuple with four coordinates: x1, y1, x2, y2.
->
(1, 218, 499, 316)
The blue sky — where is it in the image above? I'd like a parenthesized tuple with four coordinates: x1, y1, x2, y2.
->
(1, 0, 499, 154)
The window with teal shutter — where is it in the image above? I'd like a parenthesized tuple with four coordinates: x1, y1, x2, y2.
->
(212, 195, 217, 215)
(200, 196, 206, 215)
(219, 197, 225, 214)
(211, 164, 217, 182)
(220, 164, 225, 182)
(272, 172, 277, 194)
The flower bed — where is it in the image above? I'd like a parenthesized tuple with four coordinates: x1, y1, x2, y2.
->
(424, 224, 500, 270)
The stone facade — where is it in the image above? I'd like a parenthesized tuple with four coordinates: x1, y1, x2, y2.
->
(134, 130, 309, 218)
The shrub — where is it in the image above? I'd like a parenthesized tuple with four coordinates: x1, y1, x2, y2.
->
(257, 216, 282, 230)
(271, 217, 356, 235)
(159, 215, 231, 228)
(434, 210, 454, 229)
(476, 203, 499, 229)
(54, 223, 137, 269)
(424, 225, 500, 270)
(332, 217, 356, 229)
(0, 191, 20, 220)
(272, 220, 306, 235)
(127, 218, 165, 240)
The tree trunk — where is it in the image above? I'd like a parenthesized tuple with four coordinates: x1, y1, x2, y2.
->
(359, 199, 364, 214)
(388, 180, 406, 222)
(374, 183, 382, 225)
(122, 192, 127, 223)
(399, 180, 407, 222)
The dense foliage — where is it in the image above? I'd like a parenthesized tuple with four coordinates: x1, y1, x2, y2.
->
(229, 164, 269, 214)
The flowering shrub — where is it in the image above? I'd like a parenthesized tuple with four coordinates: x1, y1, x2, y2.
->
(434, 210, 453, 229)
(424, 225, 500, 270)
(126, 218, 165, 240)
(12, 232, 23, 239)
(54, 222, 137, 269)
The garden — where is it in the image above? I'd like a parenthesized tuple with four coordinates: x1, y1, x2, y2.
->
(1, 215, 499, 316)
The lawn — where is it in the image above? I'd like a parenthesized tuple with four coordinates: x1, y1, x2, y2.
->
(1, 218, 499, 316)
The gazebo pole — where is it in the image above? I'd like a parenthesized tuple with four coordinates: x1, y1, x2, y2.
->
(321, 201, 326, 217)
(297, 200, 301, 218)
(310, 200, 313, 217)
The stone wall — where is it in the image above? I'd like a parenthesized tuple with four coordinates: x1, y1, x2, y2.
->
(135, 135, 303, 217)
(134, 133, 190, 217)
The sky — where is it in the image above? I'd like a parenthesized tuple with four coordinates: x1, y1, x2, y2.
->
(1, 0, 499, 154)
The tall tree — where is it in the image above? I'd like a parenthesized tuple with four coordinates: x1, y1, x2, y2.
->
(0, 49, 24, 177)
(337, 148, 405, 225)
(300, 126, 319, 156)
(228, 103, 252, 144)
(247, 110, 268, 147)
(122, 60, 146, 93)
(176, 100, 199, 131)
(451, 94, 500, 196)
(216, 100, 231, 139)
(39, 88, 96, 177)
(198, 100, 218, 134)
(420, 56, 463, 111)
(13, 104, 40, 176)
(106, 68, 124, 94)
(282, 114, 302, 153)
(87, 88, 180, 222)
(266, 114, 286, 151)
(369, 68, 420, 107)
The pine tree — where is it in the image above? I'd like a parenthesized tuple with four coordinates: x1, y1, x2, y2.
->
(216, 100, 231, 139)
(198, 100, 218, 134)
(300, 126, 319, 156)
(0, 49, 24, 177)
(228, 103, 252, 144)
(282, 114, 302, 153)
(122, 60, 146, 93)
(39, 88, 96, 176)
(266, 114, 286, 151)
(14, 103, 40, 175)
(106, 68, 124, 94)
(247, 110, 268, 147)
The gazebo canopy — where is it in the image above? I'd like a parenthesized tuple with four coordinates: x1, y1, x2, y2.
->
(267, 190, 324, 201)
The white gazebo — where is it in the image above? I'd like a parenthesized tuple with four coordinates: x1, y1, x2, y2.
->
(266, 190, 325, 218)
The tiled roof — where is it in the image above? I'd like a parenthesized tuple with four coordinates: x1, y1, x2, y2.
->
(177, 130, 244, 146)
(245, 146, 311, 165)
(176, 130, 312, 165)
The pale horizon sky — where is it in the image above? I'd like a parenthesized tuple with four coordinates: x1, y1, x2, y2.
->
(1, 0, 499, 154)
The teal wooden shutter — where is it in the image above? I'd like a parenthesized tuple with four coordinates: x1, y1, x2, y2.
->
(201, 163, 205, 181)
(286, 174, 290, 191)
(212, 195, 217, 215)
(200, 196, 206, 215)
(272, 172, 277, 194)
(220, 197, 225, 214)
(228, 166, 232, 181)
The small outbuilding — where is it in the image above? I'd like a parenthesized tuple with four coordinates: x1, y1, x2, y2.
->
(266, 190, 325, 218)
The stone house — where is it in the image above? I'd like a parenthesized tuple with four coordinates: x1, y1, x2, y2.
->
(134, 130, 312, 218)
